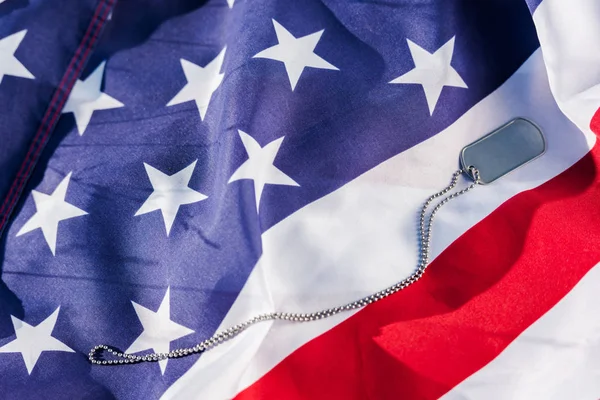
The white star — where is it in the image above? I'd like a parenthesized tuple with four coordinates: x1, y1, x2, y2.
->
(62, 61, 124, 135)
(253, 19, 338, 91)
(167, 48, 226, 121)
(227, 0, 234, 7)
(228, 130, 299, 212)
(389, 37, 467, 115)
(0, 308, 74, 374)
(0, 30, 34, 86)
(16, 172, 88, 255)
(126, 288, 194, 375)
(135, 160, 207, 236)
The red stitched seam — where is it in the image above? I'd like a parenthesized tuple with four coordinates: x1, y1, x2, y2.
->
(24, 5, 111, 174)
(0, 0, 115, 233)
(39, 3, 114, 147)
(0, 2, 105, 216)
(0, 1, 107, 217)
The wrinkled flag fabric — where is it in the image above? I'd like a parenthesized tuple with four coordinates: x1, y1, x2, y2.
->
(0, 0, 600, 399)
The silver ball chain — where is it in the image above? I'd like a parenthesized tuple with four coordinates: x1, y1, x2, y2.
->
(89, 166, 481, 366)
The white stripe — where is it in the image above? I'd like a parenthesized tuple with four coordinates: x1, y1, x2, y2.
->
(163, 49, 595, 399)
(533, 0, 600, 135)
(441, 263, 600, 400)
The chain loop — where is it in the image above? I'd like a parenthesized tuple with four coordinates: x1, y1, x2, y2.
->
(89, 167, 480, 366)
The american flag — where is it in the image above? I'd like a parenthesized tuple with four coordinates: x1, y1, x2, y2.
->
(1, 0, 600, 398)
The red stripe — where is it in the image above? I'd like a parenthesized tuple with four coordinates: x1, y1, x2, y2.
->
(592, 108, 600, 135)
(0, 0, 115, 233)
(236, 121, 600, 399)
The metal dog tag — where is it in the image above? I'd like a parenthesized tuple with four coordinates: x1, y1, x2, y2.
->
(460, 118, 545, 184)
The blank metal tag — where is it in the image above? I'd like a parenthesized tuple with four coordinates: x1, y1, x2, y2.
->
(460, 118, 545, 184)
